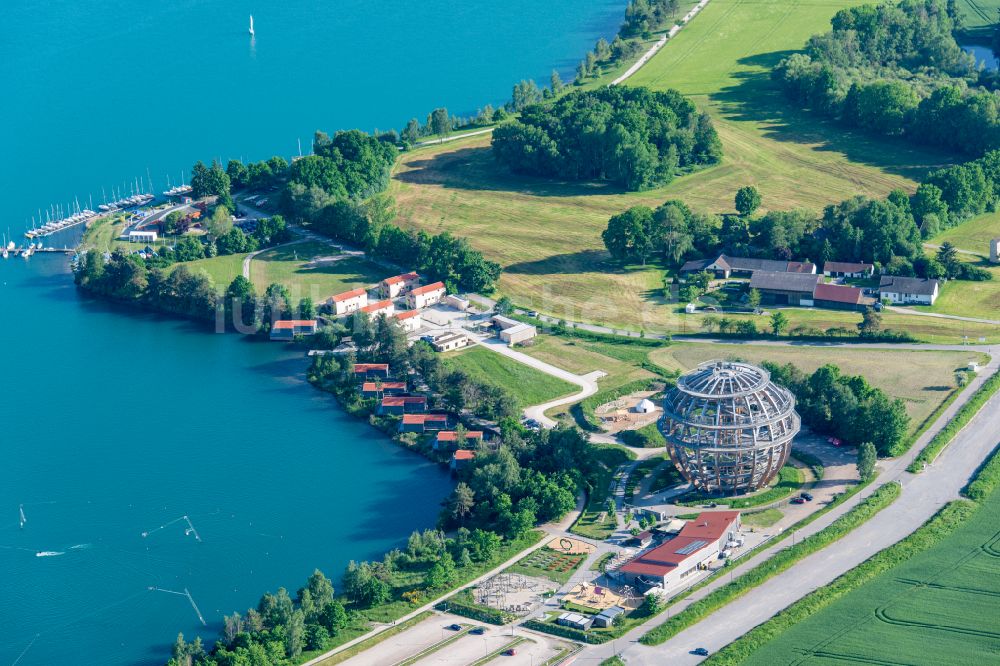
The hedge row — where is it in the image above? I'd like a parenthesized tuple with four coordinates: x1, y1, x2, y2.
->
(521, 619, 610, 644)
(437, 597, 512, 625)
(703, 499, 977, 665)
(620, 421, 666, 448)
(640, 482, 901, 646)
(908, 370, 1000, 473)
(791, 450, 824, 482)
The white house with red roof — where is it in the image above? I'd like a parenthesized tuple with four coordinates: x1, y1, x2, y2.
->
(360, 299, 395, 318)
(619, 511, 741, 591)
(394, 309, 423, 332)
(406, 281, 446, 309)
(269, 319, 318, 341)
(379, 272, 421, 299)
(434, 430, 484, 450)
(327, 287, 368, 316)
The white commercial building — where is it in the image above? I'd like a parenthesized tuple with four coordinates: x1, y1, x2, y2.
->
(128, 230, 158, 243)
(406, 281, 446, 309)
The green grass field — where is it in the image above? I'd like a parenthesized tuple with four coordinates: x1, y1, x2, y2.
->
(391, 0, 956, 334)
(930, 211, 1000, 255)
(742, 508, 784, 528)
(651, 343, 987, 434)
(956, 0, 1000, 35)
(741, 489, 1000, 665)
(506, 547, 588, 585)
(181, 253, 249, 291)
(249, 241, 388, 299)
(441, 345, 577, 408)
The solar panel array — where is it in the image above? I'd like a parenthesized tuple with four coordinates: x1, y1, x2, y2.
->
(674, 539, 708, 555)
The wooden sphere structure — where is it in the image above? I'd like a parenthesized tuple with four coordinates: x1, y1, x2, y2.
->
(661, 360, 799, 494)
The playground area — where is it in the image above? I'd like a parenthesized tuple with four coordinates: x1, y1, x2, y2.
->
(562, 581, 640, 612)
(545, 535, 596, 555)
(474, 572, 555, 616)
(595, 390, 662, 434)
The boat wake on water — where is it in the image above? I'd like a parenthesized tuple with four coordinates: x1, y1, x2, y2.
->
(35, 551, 64, 557)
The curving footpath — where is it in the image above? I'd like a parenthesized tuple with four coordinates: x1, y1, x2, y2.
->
(579, 351, 1000, 664)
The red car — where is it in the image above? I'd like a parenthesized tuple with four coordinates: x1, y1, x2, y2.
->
(791, 497, 806, 504)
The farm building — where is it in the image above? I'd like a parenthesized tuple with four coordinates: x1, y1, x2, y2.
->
(811, 283, 871, 312)
(878, 275, 940, 305)
(353, 363, 389, 379)
(360, 381, 407, 398)
(327, 287, 368, 316)
(822, 261, 874, 278)
(360, 299, 395, 318)
(406, 281, 446, 309)
(431, 331, 471, 352)
(619, 511, 741, 591)
(434, 430, 484, 450)
(661, 361, 798, 494)
(394, 310, 423, 332)
(450, 449, 476, 471)
(379, 271, 421, 298)
(269, 319, 318, 341)
(679, 254, 815, 279)
(493, 315, 537, 344)
(378, 395, 428, 416)
(749, 271, 821, 306)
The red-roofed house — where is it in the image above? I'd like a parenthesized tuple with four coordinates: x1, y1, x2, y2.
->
(434, 430, 484, 450)
(353, 363, 389, 379)
(327, 287, 369, 316)
(399, 413, 450, 433)
(379, 272, 421, 299)
(270, 320, 318, 341)
(619, 511, 740, 591)
(823, 261, 874, 278)
(361, 381, 407, 398)
(394, 310, 423, 333)
(360, 299, 395, 318)
(406, 281, 446, 309)
(378, 395, 428, 416)
(812, 283, 870, 312)
(451, 449, 476, 471)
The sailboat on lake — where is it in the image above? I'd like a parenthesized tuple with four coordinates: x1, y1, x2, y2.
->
(249, 14, 254, 36)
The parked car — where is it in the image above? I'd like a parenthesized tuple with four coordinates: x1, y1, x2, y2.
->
(692, 647, 710, 656)
(791, 497, 806, 505)
(470, 627, 485, 635)
(504, 648, 518, 656)
(525, 310, 539, 317)
(447, 623, 462, 631)
(801, 492, 814, 501)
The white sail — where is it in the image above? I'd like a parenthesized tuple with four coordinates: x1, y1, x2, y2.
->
(249, 14, 254, 35)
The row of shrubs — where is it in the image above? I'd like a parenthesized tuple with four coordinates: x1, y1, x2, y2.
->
(437, 593, 513, 626)
(908, 371, 1000, 472)
(640, 482, 902, 646)
(704, 438, 1000, 664)
(521, 619, 609, 644)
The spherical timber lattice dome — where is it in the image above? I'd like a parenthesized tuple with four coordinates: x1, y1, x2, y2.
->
(660, 360, 800, 494)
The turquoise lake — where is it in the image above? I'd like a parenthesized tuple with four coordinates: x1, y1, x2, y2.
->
(0, 1, 621, 663)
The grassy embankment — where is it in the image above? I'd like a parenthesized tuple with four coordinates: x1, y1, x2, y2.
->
(390, 0, 956, 336)
(707, 448, 1000, 665)
(440, 346, 577, 409)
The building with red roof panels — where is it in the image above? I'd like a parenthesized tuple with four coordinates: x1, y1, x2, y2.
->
(379, 272, 421, 299)
(327, 287, 369, 316)
(398, 413, 450, 433)
(378, 395, 427, 416)
(353, 363, 389, 379)
(406, 281, 446, 309)
(434, 430, 484, 450)
(269, 320, 318, 341)
(451, 449, 476, 471)
(361, 381, 407, 398)
(360, 299, 395, 318)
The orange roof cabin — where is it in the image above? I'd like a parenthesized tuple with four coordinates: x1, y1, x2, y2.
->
(378, 395, 428, 416)
(406, 281, 446, 309)
(360, 299, 395, 318)
(812, 283, 870, 312)
(619, 511, 741, 592)
(451, 449, 477, 471)
(399, 413, 450, 433)
(326, 287, 368, 316)
(269, 319, 318, 341)
(379, 272, 421, 299)
(361, 381, 407, 397)
(434, 430, 484, 450)
(353, 363, 389, 379)
(394, 309, 423, 333)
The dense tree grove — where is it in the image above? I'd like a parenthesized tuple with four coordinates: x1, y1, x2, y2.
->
(226, 156, 289, 192)
(602, 200, 720, 264)
(284, 130, 398, 208)
(620, 0, 682, 37)
(765, 362, 911, 457)
(491, 87, 722, 191)
(771, 0, 1000, 156)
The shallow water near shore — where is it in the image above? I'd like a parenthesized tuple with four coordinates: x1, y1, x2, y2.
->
(0, 0, 620, 663)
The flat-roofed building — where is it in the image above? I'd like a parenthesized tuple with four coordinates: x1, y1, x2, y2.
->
(431, 331, 471, 352)
(128, 230, 158, 243)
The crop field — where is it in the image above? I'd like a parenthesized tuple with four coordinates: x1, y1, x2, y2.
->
(741, 490, 1000, 665)
(390, 0, 955, 333)
(440, 346, 577, 408)
(650, 343, 988, 433)
(956, 0, 1000, 33)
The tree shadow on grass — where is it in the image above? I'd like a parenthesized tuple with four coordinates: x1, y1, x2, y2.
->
(709, 51, 959, 182)
(505, 249, 613, 275)
(396, 146, 630, 198)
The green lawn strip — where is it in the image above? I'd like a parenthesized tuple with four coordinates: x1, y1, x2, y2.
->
(674, 466, 805, 509)
(442, 346, 578, 409)
(395, 624, 476, 666)
(467, 637, 528, 666)
(307, 611, 433, 665)
(620, 421, 666, 448)
(703, 499, 978, 665)
(570, 445, 636, 541)
(741, 509, 783, 529)
(590, 552, 616, 572)
(543, 644, 583, 666)
(790, 451, 823, 482)
(624, 456, 665, 503)
(909, 371, 1000, 473)
(600, 657, 627, 666)
(640, 482, 901, 646)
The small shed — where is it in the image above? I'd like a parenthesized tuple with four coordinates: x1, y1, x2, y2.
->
(634, 398, 657, 414)
(592, 605, 626, 629)
(556, 612, 591, 631)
